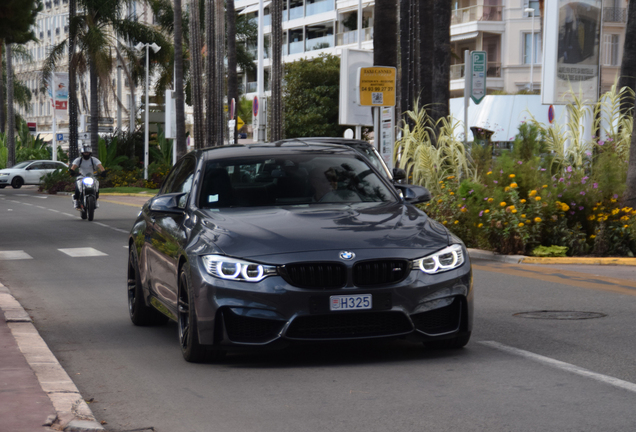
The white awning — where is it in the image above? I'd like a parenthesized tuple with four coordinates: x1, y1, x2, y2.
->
(238, 2, 271, 15)
(451, 31, 479, 42)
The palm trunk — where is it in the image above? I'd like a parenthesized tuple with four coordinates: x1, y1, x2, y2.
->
(418, 0, 433, 108)
(226, 0, 238, 144)
(270, 0, 283, 141)
(68, 0, 79, 161)
(6, 43, 15, 167)
(89, 58, 99, 151)
(619, 0, 636, 115)
(205, 0, 216, 147)
(0, 41, 5, 134)
(430, 0, 450, 123)
(623, 0, 636, 206)
(174, 0, 186, 157)
(214, 0, 224, 145)
(189, 0, 205, 149)
(373, 0, 397, 68)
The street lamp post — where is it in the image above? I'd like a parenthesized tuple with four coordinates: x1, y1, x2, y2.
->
(524, 7, 536, 93)
(135, 42, 161, 180)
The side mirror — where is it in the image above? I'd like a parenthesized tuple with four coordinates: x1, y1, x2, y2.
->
(392, 168, 407, 182)
(149, 192, 188, 213)
(395, 184, 431, 204)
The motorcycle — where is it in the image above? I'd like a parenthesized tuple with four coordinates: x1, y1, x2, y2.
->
(75, 174, 99, 221)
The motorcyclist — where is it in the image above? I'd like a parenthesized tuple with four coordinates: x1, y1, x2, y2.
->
(69, 145, 106, 209)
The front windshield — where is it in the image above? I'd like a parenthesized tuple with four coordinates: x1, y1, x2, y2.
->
(12, 161, 32, 169)
(199, 153, 396, 208)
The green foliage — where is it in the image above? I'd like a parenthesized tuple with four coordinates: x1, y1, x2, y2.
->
(417, 87, 636, 256)
(531, 245, 568, 257)
(149, 126, 173, 166)
(98, 136, 128, 169)
(283, 54, 347, 138)
(237, 97, 252, 127)
(0, 0, 41, 43)
(0, 134, 8, 169)
(39, 169, 74, 194)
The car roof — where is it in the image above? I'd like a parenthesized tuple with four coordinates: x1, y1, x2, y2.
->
(198, 142, 363, 162)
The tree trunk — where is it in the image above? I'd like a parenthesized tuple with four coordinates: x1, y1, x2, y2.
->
(6, 43, 15, 167)
(373, 0, 397, 68)
(174, 0, 186, 158)
(226, 0, 238, 144)
(68, 0, 78, 161)
(189, 0, 205, 149)
(0, 41, 5, 134)
(418, 0, 433, 109)
(89, 57, 99, 151)
(430, 0, 451, 123)
(215, 0, 224, 145)
(205, 0, 216, 147)
(270, 0, 283, 141)
(619, 0, 636, 114)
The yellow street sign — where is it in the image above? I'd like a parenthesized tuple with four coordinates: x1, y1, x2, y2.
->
(358, 67, 396, 107)
(236, 116, 245, 130)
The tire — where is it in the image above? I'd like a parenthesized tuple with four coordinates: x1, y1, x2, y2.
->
(128, 247, 168, 326)
(11, 177, 24, 189)
(80, 207, 87, 219)
(86, 195, 95, 221)
(424, 332, 471, 350)
(178, 264, 222, 363)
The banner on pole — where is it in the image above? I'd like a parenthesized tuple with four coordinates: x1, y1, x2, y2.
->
(48, 72, 69, 119)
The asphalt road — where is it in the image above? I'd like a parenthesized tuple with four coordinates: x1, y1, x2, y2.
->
(1, 186, 636, 432)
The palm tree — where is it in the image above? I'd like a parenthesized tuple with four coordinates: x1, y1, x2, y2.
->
(373, 0, 397, 68)
(226, 0, 238, 144)
(0, 0, 40, 167)
(622, 0, 636, 207)
(42, 0, 171, 152)
(430, 0, 451, 123)
(67, 0, 79, 161)
(173, 0, 187, 157)
(189, 0, 205, 149)
(270, 0, 284, 141)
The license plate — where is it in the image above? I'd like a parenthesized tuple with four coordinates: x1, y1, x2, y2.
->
(330, 294, 372, 311)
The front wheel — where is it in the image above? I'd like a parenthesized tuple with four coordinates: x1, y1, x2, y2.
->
(86, 195, 95, 221)
(11, 177, 24, 189)
(128, 247, 168, 326)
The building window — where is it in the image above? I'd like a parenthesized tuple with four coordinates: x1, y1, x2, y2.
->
(523, 32, 541, 64)
(603, 34, 619, 66)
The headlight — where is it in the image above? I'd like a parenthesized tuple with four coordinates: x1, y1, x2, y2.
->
(414, 244, 465, 274)
(201, 255, 277, 282)
(82, 177, 95, 185)
(0, 173, 9, 176)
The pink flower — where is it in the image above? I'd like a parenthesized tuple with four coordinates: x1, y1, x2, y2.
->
(517, 161, 523, 165)
(567, 166, 573, 172)
(580, 191, 586, 195)
(598, 141, 605, 146)
(493, 180, 498, 184)
(579, 206, 584, 210)
(593, 183, 598, 189)
(613, 194, 618, 199)
(479, 211, 484, 217)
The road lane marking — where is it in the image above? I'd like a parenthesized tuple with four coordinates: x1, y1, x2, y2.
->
(58, 248, 108, 257)
(473, 263, 636, 296)
(48, 209, 60, 213)
(22, 203, 33, 206)
(0, 251, 34, 260)
(63, 213, 75, 217)
(94, 222, 109, 228)
(36, 205, 46, 209)
(480, 341, 636, 394)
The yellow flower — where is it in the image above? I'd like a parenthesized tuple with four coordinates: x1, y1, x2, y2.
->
(505, 187, 510, 192)
(518, 222, 524, 227)
(590, 235, 596, 239)
(450, 192, 455, 195)
(447, 176, 455, 180)
(525, 220, 531, 224)
(509, 174, 516, 178)
(484, 209, 490, 213)
(542, 185, 548, 188)
(529, 190, 537, 197)
(454, 220, 459, 224)
(510, 183, 518, 188)
(521, 214, 526, 218)
(611, 198, 617, 203)
(612, 208, 620, 215)
(520, 199, 526, 204)
(478, 223, 484, 228)
(437, 199, 443, 203)
(443, 221, 448, 225)
(535, 196, 542, 201)
(441, 185, 445, 189)
(500, 202, 507, 207)
(588, 215, 596, 221)
(458, 204, 463, 208)
(439, 181, 444, 184)
(561, 204, 570, 212)
(487, 171, 492, 175)
(461, 208, 468, 213)
(512, 209, 518, 214)
(534, 217, 542, 223)
(487, 198, 494, 203)
(620, 216, 629, 221)
(624, 225, 630, 228)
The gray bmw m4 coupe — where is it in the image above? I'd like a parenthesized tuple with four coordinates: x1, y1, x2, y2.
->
(127, 141, 473, 362)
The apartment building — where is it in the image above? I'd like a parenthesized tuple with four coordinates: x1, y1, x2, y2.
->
(240, 0, 629, 98)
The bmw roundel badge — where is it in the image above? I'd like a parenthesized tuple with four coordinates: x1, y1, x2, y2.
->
(339, 251, 355, 260)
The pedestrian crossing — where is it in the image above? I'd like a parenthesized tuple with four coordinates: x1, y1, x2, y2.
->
(0, 248, 111, 260)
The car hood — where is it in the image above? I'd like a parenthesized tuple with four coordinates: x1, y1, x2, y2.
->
(195, 202, 450, 259)
(0, 169, 20, 174)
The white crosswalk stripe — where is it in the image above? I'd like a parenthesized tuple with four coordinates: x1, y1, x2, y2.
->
(58, 248, 108, 257)
(0, 250, 34, 260)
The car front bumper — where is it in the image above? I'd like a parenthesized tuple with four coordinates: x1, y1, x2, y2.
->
(189, 257, 473, 348)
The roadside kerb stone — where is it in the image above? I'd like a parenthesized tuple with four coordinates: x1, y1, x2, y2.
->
(0, 282, 104, 432)
(467, 248, 636, 266)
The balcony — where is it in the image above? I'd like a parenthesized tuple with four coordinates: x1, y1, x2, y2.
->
(450, 62, 502, 80)
(305, 35, 334, 51)
(336, 27, 373, 46)
(246, 82, 257, 93)
(306, 0, 334, 17)
(451, 5, 502, 25)
(604, 8, 627, 23)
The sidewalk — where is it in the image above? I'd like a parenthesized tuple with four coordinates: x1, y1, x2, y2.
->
(0, 284, 104, 432)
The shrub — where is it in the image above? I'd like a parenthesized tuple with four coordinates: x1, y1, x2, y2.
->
(39, 169, 74, 194)
(532, 246, 568, 257)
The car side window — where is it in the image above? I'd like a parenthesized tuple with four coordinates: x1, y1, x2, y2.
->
(166, 157, 196, 208)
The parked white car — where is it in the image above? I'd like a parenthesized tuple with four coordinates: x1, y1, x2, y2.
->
(0, 160, 68, 189)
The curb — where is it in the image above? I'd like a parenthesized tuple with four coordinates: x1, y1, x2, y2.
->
(467, 249, 636, 266)
(0, 283, 105, 432)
